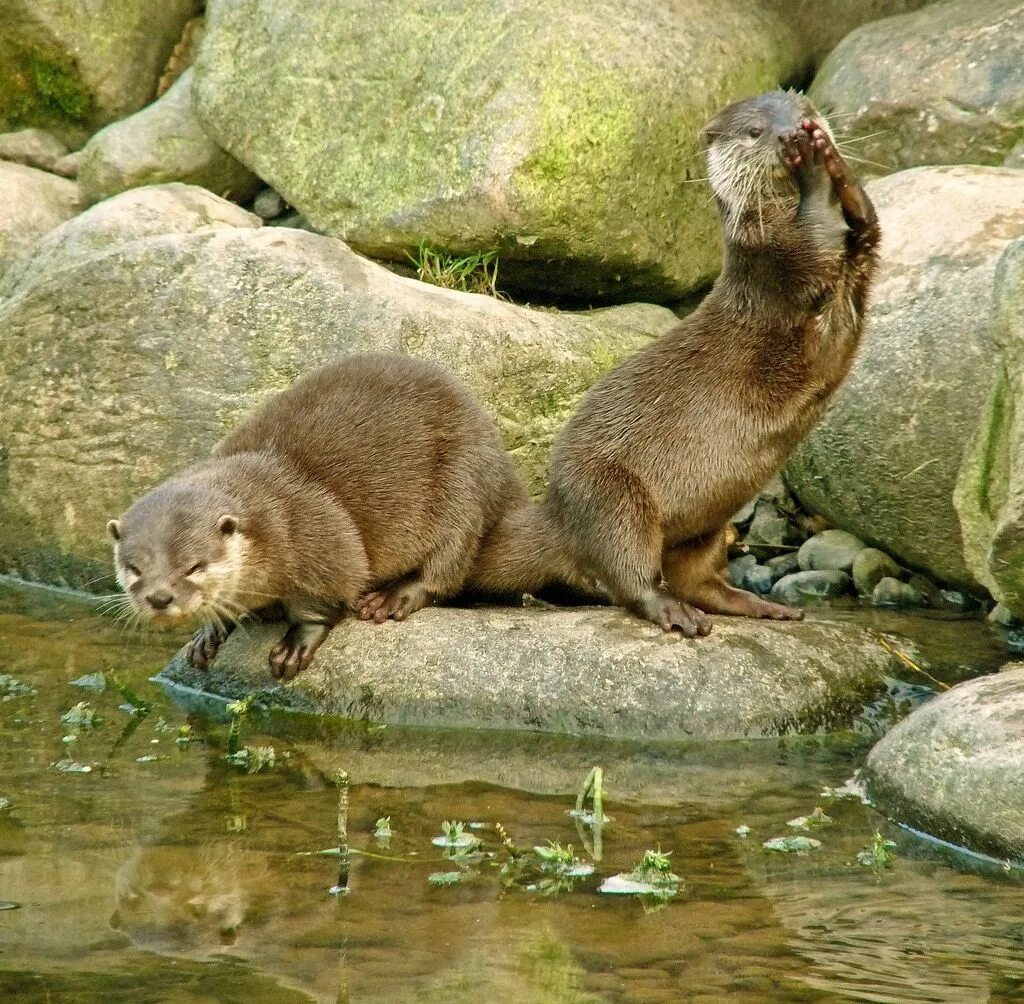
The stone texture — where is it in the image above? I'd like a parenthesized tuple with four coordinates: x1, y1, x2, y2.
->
(0, 0, 201, 147)
(156, 606, 921, 740)
(810, 0, 1024, 173)
(865, 665, 1024, 860)
(786, 167, 1024, 589)
(192, 0, 814, 304)
(0, 183, 675, 589)
(797, 529, 866, 573)
(766, 552, 800, 582)
(0, 127, 68, 171)
(851, 547, 902, 596)
(871, 577, 924, 609)
(956, 238, 1024, 618)
(77, 69, 260, 206)
(0, 161, 80, 278)
(253, 188, 286, 221)
(769, 570, 851, 606)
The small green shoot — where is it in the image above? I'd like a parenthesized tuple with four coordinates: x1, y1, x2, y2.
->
(501, 840, 594, 896)
(788, 807, 833, 830)
(763, 835, 822, 854)
(409, 243, 503, 297)
(600, 847, 681, 902)
(226, 694, 258, 756)
(107, 672, 151, 715)
(857, 831, 897, 870)
(175, 724, 193, 745)
(373, 817, 393, 842)
(61, 702, 100, 729)
(225, 745, 276, 774)
(432, 820, 479, 849)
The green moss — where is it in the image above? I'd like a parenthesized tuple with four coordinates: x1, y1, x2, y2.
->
(30, 53, 91, 121)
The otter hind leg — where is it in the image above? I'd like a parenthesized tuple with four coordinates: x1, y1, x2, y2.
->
(552, 462, 711, 637)
(663, 528, 803, 622)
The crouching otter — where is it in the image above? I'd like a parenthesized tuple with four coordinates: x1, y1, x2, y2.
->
(469, 90, 881, 635)
(108, 354, 528, 679)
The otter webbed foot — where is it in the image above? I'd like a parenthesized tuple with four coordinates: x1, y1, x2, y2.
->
(269, 622, 333, 680)
(636, 590, 713, 638)
(357, 578, 432, 623)
(186, 621, 234, 669)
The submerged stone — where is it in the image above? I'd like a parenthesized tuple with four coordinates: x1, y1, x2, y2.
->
(769, 570, 851, 606)
(871, 577, 925, 610)
(157, 606, 931, 741)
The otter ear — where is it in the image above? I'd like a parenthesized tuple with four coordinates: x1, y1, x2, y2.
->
(217, 514, 239, 536)
(107, 519, 122, 542)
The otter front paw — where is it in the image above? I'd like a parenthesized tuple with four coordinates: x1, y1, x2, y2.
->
(268, 622, 332, 680)
(357, 580, 432, 623)
(186, 623, 229, 669)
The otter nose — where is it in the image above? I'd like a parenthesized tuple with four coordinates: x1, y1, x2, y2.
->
(146, 589, 174, 611)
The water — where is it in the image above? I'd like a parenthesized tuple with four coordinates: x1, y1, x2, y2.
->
(1, 582, 1022, 1003)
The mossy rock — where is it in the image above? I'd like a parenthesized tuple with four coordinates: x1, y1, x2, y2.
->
(192, 0, 816, 303)
(0, 183, 675, 590)
(0, 0, 200, 146)
(955, 238, 1024, 617)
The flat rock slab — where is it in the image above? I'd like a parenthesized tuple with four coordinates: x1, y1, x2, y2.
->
(157, 605, 939, 741)
(866, 665, 1024, 861)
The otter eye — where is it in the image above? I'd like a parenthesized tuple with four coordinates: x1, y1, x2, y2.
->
(748, 126, 764, 139)
(125, 564, 141, 577)
(186, 562, 206, 577)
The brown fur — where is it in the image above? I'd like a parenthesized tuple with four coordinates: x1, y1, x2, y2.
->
(470, 90, 880, 634)
(109, 353, 526, 677)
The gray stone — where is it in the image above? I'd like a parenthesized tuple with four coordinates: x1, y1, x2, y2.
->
(0, 183, 676, 588)
(938, 589, 972, 612)
(810, 0, 1024, 173)
(787, 167, 1024, 589)
(769, 570, 851, 606)
(0, 161, 80, 278)
(0, 0, 201, 147)
(956, 238, 1024, 618)
(51, 150, 83, 179)
(727, 554, 758, 589)
(0, 128, 69, 171)
(253, 187, 287, 220)
(871, 577, 925, 609)
(989, 604, 1023, 629)
(192, 0, 816, 304)
(865, 665, 1024, 860)
(906, 573, 942, 609)
(745, 499, 793, 547)
(156, 605, 924, 740)
(765, 552, 800, 583)
(851, 547, 902, 596)
(797, 529, 866, 573)
(745, 564, 774, 597)
(77, 69, 260, 206)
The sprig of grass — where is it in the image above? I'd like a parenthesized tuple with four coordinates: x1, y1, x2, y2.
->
(409, 243, 503, 297)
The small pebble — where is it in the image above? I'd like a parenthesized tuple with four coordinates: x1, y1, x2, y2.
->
(851, 547, 902, 595)
(769, 570, 851, 606)
(745, 564, 774, 596)
(727, 554, 757, 589)
(253, 187, 287, 220)
(798, 529, 866, 573)
(765, 552, 800, 582)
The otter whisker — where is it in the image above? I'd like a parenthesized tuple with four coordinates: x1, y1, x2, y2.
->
(835, 151, 893, 171)
(835, 129, 894, 145)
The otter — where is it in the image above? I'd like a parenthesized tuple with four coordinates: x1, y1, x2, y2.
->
(468, 90, 880, 635)
(108, 353, 528, 679)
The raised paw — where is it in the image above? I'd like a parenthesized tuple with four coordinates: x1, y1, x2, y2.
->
(801, 119, 849, 187)
(357, 580, 431, 624)
(186, 622, 229, 669)
(268, 622, 332, 680)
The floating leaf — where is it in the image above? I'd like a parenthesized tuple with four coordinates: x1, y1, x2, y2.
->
(735, 824, 752, 838)
(856, 831, 897, 869)
(61, 702, 100, 729)
(787, 807, 833, 830)
(428, 871, 464, 887)
(70, 672, 106, 692)
(51, 759, 93, 773)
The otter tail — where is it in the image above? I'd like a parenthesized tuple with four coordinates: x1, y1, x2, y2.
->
(467, 501, 604, 603)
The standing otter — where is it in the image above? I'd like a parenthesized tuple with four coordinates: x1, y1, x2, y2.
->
(469, 90, 880, 635)
(108, 354, 528, 679)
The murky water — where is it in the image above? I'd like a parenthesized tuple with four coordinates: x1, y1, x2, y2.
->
(1, 581, 1021, 1003)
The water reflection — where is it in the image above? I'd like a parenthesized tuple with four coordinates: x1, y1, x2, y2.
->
(0, 581, 1021, 1002)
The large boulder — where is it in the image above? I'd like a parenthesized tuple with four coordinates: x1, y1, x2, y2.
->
(865, 665, 1024, 861)
(192, 0, 813, 304)
(956, 238, 1024, 617)
(77, 69, 260, 206)
(0, 161, 80, 278)
(0, 183, 675, 589)
(786, 166, 1024, 590)
(810, 0, 1024, 174)
(0, 0, 201, 147)
(158, 606, 932, 741)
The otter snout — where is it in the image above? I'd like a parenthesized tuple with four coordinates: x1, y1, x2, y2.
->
(145, 589, 174, 611)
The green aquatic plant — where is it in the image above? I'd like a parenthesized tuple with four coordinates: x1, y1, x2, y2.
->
(857, 830, 897, 870)
(428, 870, 464, 887)
(788, 807, 834, 830)
(69, 672, 106, 692)
(500, 839, 594, 896)
(225, 745, 276, 774)
(432, 820, 480, 849)
(763, 835, 822, 854)
(225, 694, 259, 756)
(108, 672, 151, 715)
(373, 816, 393, 842)
(409, 243, 503, 297)
(600, 847, 681, 905)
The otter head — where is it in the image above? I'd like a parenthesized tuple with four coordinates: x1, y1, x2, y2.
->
(107, 480, 250, 625)
(699, 89, 832, 222)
